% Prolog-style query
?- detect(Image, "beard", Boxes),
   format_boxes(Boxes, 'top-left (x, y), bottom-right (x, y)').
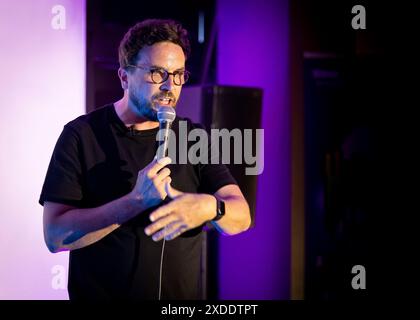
top-left (129, 90), bottom-right (177, 122)
top-left (129, 90), bottom-right (158, 121)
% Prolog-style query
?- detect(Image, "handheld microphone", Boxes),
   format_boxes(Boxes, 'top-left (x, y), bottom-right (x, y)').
top-left (156, 106), bottom-right (176, 160)
top-left (155, 106), bottom-right (176, 301)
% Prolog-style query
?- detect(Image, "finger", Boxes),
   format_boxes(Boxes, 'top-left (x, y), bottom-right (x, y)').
top-left (165, 181), bottom-right (184, 199)
top-left (149, 221), bottom-right (182, 242)
top-left (147, 157), bottom-right (172, 178)
top-left (157, 156), bottom-right (172, 166)
top-left (154, 167), bottom-right (171, 183)
top-left (164, 224), bottom-right (188, 241)
top-left (155, 177), bottom-right (172, 196)
top-left (159, 176), bottom-right (172, 186)
top-left (144, 213), bottom-right (178, 236)
top-left (149, 202), bottom-right (175, 222)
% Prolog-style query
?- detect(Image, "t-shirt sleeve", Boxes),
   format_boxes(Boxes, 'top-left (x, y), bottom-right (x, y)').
top-left (39, 125), bottom-right (84, 207)
top-left (198, 161), bottom-right (238, 194)
top-left (191, 122), bottom-right (238, 194)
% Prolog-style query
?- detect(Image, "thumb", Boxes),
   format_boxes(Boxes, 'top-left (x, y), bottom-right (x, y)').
top-left (165, 181), bottom-right (184, 199)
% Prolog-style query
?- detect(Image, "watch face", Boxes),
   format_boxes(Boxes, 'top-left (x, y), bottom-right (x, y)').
top-left (219, 200), bottom-right (225, 214)
top-left (213, 199), bottom-right (225, 221)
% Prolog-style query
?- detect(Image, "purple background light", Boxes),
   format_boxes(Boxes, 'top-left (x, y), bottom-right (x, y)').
top-left (217, 0), bottom-right (291, 299)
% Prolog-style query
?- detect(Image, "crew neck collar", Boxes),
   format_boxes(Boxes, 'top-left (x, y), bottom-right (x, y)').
top-left (108, 104), bottom-right (164, 137)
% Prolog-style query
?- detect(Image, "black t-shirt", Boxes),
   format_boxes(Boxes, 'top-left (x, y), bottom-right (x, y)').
top-left (39, 104), bottom-right (236, 300)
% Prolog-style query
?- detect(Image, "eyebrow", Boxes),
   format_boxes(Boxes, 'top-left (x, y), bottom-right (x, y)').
top-left (149, 65), bottom-right (186, 72)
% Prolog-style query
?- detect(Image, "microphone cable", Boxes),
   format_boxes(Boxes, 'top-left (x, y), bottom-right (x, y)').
top-left (158, 237), bottom-right (166, 300)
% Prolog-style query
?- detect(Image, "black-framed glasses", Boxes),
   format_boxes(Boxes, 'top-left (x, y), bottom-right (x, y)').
top-left (127, 64), bottom-right (190, 86)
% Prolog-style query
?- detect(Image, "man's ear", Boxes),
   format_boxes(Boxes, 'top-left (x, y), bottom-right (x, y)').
top-left (118, 67), bottom-right (128, 90)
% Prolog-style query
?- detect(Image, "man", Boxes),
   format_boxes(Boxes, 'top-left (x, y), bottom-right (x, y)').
top-left (39, 19), bottom-right (251, 300)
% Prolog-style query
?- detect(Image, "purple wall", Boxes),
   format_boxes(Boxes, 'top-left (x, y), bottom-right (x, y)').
top-left (217, 0), bottom-right (291, 299)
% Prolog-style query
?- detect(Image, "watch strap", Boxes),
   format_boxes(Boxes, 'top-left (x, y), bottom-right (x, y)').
top-left (212, 197), bottom-right (225, 221)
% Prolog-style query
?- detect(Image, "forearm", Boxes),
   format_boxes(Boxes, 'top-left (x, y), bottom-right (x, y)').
top-left (46, 193), bottom-right (144, 252)
top-left (211, 195), bottom-right (251, 235)
top-left (144, 184), bottom-right (252, 241)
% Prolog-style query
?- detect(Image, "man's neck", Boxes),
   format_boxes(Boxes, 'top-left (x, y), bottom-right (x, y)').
top-left (113, 97), bottom-right (159, 131)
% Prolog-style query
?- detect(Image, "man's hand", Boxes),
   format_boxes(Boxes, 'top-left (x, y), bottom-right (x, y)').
top-left (130, 157), bottom-right (172, 211)
top-left (144, 183), bottom-right (215, 241)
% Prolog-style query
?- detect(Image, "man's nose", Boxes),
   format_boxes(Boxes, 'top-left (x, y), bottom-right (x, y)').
top-left (159, 74), bottom-right (176, 91)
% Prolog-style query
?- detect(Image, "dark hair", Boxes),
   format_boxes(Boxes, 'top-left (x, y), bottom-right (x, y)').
top-left (118, 19), bottom-right (190, 69)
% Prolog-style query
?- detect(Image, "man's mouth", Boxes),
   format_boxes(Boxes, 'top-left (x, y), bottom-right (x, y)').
top-left (155, 97), bottom-right (175, 107)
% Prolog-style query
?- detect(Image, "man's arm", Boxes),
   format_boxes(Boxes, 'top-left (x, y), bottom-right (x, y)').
top-left (144, 184), bottom-right (251, 241)
top-left (44, 195), bottom-right (140, 252)
top-left (211, 184), bottom-right (251, 235)
top-left (43, 157), bottom-right (172, 253)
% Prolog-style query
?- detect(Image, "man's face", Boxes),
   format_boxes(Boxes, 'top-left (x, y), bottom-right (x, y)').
top-left (125, 41), bottom-right (186, 121)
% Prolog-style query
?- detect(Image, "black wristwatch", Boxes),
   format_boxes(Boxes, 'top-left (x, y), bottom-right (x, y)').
top-left (212, 197), bottom-right (225, 221)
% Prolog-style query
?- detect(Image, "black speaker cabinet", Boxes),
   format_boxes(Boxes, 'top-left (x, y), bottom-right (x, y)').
top-left (177, 85), bottom-right (263, 226)
top-left (177, 85), bottom-right (262, 299)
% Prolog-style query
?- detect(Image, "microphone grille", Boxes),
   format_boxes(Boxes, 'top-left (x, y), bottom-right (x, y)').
top-left (157, 106), bottom-right (176, 122)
